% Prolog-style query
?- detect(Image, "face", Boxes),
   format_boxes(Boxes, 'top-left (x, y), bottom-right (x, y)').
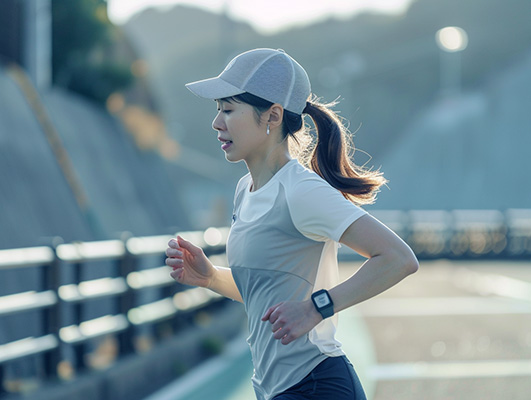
top-left (212, 99), bottom-right (267, 163)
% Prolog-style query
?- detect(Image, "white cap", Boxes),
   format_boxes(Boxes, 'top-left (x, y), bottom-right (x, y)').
top-left (185, 48), bottom-right (311, 114)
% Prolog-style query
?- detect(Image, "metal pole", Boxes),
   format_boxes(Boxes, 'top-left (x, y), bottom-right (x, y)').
top-left (43, 238), bottom-right (64, 379)
top-left (118, 232), bottom-right (136, 355)
top-left (23, 0), bottom-right (52, 90)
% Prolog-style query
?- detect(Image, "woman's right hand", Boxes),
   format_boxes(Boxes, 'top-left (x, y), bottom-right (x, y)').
top-left (165, 236), bottom-right (215, 288)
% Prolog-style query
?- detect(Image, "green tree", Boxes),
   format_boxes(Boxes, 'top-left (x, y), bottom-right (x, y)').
top-left (52, 0), bottom-right (133, 104)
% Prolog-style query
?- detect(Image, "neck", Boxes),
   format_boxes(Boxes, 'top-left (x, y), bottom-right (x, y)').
top-left (246, 145), bottom-right (291, 192)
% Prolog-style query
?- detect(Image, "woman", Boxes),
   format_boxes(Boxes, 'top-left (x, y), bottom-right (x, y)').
top-left (166, 48), bottom-right (418, 400)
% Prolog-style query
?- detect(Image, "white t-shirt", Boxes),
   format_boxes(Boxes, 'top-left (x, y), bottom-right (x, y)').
top-left (227, 159), bottom-right (366, 400)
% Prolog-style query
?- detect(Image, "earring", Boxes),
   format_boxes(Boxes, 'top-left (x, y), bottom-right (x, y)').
top-left (266, 124), bottom-right (270, 135)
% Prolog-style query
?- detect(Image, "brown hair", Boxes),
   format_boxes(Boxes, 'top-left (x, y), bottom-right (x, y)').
top-left (225, 93), bottom-right (387, 205)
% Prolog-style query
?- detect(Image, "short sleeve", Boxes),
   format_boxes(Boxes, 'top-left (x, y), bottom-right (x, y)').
top-left (285, 176), bottom-right (367, 242)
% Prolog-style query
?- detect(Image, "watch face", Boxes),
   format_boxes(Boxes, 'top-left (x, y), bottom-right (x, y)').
top-left (314, 293), bottom-right (331, 308)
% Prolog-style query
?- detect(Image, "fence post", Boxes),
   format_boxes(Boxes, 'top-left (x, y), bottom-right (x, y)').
top-left (43, 237), bottom-right (63, 379)
top-left (118, 232), bottom-right (136, 355)
top-left (71, 258), bottom-right (85, 371)
top-left (0, 364), bottom-right (4, 396)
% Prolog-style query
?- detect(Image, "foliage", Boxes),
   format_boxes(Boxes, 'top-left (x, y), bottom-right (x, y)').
top-left (200, 335), bottom-right (225, 356)
top-left (52, 0), bottom-right (133, 104)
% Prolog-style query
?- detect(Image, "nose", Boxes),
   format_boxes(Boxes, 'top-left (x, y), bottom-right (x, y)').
top-left (212, 112), bottom-right (225, 132)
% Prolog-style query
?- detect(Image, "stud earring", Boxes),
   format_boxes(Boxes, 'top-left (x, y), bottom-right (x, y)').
top-left (266, 124), bottom-right (270, 135)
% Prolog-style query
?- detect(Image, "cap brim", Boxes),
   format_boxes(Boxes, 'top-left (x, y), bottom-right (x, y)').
top-left (185, 77), bottom-right (244, 100)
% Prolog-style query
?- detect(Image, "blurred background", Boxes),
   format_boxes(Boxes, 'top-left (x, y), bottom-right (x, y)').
top-left (1, 0), bottom-right (530, 399)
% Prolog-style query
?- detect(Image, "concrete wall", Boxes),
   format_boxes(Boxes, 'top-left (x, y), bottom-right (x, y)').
top-left (0, 64), bottom-right (190, 250)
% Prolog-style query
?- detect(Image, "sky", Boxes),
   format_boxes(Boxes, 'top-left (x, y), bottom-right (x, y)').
top-left (107, 0), bottom-right (413, 34)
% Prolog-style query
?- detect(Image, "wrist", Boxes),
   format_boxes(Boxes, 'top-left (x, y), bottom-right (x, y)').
top-left (307, 299), bottom-right (323, 323)
top-left (206, 265), bottom-right (218, 290)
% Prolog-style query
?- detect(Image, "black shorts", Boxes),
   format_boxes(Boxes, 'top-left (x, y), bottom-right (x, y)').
top-left (272, 356), bottom-right (367, 400)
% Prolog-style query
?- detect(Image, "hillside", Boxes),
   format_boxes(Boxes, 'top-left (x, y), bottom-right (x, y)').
top-left (124, 0), bottom-right (531, 211)
top-left (376, 50), bottom-right (531, 210)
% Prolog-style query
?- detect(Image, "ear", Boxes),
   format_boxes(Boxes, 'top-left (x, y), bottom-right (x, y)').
top-left (267, 104), bottom-right (284, 130)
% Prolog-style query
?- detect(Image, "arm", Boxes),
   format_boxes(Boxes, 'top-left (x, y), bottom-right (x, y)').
top-left (166, 236), bottom-right (243, 302)
top-left (331, 213), bottom-right (419, 312)
top-left (262, 214), bottom-right (418, 344)
top-left (209, 265), bottom-right (243, 302)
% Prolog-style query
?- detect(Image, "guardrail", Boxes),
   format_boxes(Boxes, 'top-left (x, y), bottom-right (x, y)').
top-left (370, 208), bottom-right (531, 260)
top-left (1, 209), bottom-right (530, 395)
top-left (0, 228), bottom-right (230, 395)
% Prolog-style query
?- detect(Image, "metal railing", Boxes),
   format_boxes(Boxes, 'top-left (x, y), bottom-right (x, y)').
top-left (370, 208), bottom-right (531, 260)
top-left (1, 209), bottom-right (530, 394)
top-left (0, 228), bottom-right (230, 393)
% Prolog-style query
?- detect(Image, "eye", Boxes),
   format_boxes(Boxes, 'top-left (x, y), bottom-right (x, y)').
top-left (222, 109), bottom-right (232, 114)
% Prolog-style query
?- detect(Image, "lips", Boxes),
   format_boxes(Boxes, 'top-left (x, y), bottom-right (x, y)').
top-left (218, 137), bottom-right (233, 151)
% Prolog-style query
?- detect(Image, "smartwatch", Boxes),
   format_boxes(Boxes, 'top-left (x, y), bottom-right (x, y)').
top-left (311, 289), bottom-right (334, 319)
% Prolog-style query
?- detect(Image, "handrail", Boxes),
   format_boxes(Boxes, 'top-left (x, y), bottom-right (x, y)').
top-left (59, 315), bottom-right (130, 345)
top-left (58, 277), bottom-right (129, 303)
top-left (56, 240), bottom-right (125, 262)
top-left (0, 290), bottom-right (57, 317)
top-left (0, 228), bottom-right (230, 391)
top-left (366, 208), bottom-right (531, 259)
top-left (0, 246), bottom-right (55, 270)
top-left (0, 335), bottom-right (59, 364)
top-left (1, 213), bottom-right (530, 394)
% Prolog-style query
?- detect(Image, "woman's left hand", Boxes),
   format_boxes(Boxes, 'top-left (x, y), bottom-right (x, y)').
top-left (261, 300), bottom-right (323, 345)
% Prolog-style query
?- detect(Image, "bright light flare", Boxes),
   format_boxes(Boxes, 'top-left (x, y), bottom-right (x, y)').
top-left (436, 26), bottom-right (468, 52)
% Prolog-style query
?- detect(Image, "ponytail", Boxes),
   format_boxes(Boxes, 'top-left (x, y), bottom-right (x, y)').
top-left (301, 98), bottom-right (387, 205)
top-left (228, 92), bottom-right (386, 205)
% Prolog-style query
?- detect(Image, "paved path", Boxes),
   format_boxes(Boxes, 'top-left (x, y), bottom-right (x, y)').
top-left (148, 259), bottom-right (531, 399)
top-left (354, 259), bottom-right (531, 400)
